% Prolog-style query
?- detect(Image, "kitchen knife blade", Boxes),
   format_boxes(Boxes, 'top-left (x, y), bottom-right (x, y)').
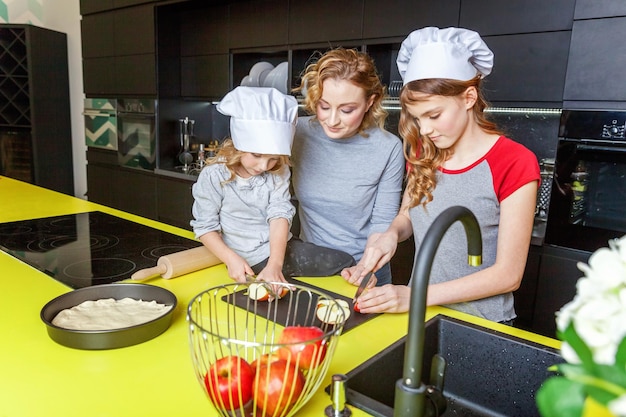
top-left (353, 271), bottom-right (374, 303)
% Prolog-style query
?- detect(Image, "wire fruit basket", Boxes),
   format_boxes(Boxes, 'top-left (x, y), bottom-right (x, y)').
top-left (188, 282), bottom-right (346, 417)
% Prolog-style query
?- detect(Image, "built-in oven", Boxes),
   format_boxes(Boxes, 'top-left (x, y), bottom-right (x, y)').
top-left (117, 98), bottom-right (157, 170)
top-left (544, 110), bottom-right (626, 252)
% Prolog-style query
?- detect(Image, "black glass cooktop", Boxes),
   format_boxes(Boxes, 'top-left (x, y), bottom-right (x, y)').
top-left (0, 211), bottom-right (201, 289)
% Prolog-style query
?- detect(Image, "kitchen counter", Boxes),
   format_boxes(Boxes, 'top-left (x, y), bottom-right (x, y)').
top-left (0, 176), bottom-right (560, 417)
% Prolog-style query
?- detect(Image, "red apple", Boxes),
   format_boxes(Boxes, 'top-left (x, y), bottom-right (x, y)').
top-left (277, 326), bottom-right (326, 370)
top-left (204, 355), bottom-right (255, 410)
top-left (251, 353), bottom-right (282, 372)
top-left (354, 302), bottom-right (361, 313)
top-left (253, 358), bottom-right (305, 417)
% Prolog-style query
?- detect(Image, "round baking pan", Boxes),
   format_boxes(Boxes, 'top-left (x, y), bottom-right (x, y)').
top-left (40, 283), bottom-right (177, 350)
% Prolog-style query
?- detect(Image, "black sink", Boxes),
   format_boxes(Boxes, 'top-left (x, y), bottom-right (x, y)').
top-left (341, 315), bottom-right (563, 417)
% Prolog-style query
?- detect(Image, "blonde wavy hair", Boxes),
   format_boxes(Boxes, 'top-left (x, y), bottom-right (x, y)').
top-left (400, 76), bottom-right (502, 208)
top-left (205, 139), bottom-right (290, 184)
top-left (295, 48), bottom-right (387, 135)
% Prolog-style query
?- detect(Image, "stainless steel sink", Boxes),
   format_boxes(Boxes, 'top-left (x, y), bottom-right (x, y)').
top-left (340, 315), bottom-right (563, 417)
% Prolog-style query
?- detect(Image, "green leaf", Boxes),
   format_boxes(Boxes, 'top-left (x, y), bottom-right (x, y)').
top-left (537, 377), bottom-right (586, 417)
top-left (562, 323), bottom-right (595, 372)
top-left (616, 337), bottom-right (626, 369)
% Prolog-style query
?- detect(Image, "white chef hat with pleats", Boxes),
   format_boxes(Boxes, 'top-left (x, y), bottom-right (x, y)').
top-left (397, 27), bottom-right (494, 85)
top-left (217, 86), bottom-right (298, 156)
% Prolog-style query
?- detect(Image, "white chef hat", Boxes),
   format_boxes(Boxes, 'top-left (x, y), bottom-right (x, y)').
top-left (217, 86), bottom-right (298, 156)
top-left (397, 27), bottom-right (494, 85)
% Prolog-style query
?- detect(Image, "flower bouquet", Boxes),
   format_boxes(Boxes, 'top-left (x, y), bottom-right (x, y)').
top-left (537, 235), bottom-right (626, 417)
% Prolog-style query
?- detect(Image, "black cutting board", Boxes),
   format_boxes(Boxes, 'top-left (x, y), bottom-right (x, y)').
top-left (221, 277), bottom-right (380, 333)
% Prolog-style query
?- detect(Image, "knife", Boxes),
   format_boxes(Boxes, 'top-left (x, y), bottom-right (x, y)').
top-left (353, 271), bottom-right (374, 303)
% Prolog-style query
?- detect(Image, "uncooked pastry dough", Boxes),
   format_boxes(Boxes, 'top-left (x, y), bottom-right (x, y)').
top-left (52, 297), bottom-right (172, 330)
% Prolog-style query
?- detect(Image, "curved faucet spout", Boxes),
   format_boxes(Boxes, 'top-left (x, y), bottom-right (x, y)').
top-left (394, 206), bottom-right (482, 417)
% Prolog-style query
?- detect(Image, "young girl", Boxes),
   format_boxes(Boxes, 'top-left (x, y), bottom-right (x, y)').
top-left (191, 86), bottom-right (354, 284)
top-left (347, 27), bottom-right (540, 324)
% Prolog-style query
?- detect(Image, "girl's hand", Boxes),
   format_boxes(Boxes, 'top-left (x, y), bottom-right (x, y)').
top-left (224, 254), bottom-right (254, 283)
top-left (341, 265), bottom-right (378, 288)
top-left (354, 284), bottom-right (411, 314)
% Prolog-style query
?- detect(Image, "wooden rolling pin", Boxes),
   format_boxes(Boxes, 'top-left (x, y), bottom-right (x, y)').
top-left (131, 246), bottom-right (222, 280)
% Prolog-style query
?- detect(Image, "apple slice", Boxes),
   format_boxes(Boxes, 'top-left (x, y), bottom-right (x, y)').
top-left (316, 299), bottom-right (351, 324)
top-left (247, 283), bottom-right (288, 301)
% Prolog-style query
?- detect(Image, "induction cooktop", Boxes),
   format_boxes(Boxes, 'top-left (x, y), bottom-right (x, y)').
top-left (0, 211), bottom-right (201, 289)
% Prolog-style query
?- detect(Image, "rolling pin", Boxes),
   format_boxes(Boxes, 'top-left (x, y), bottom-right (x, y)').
top-left (131, 246), bottom-right (222, 281)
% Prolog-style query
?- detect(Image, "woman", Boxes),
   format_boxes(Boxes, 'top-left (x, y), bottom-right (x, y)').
top-left (348, 27), bottom-right (540, 323)
top-left (291, 48), bottom-right (405, 286)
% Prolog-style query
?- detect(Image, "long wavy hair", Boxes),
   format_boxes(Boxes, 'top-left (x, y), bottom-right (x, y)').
top-left (295, 48), bottom-right (387, 135)
top-left (400, 76), bottom-right (502, 208)
top-left (205, 139), bottom-right (290, 184)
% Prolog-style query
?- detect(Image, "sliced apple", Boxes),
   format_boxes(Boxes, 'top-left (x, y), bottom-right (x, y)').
top-left (247, 282), bottom-right (289, 301)
top-left (316, 299), bottom-right (351, 324)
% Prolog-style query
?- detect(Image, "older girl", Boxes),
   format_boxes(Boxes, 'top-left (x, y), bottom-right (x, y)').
top-left (350, 27), bottom-right (540, 323)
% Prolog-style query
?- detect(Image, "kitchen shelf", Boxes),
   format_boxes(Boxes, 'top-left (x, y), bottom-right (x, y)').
top-left (0, 24), bottom-right (73, 195)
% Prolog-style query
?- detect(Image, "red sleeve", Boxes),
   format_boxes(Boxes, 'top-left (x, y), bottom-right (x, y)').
top-left (487, 137), bottom-right (541, 202)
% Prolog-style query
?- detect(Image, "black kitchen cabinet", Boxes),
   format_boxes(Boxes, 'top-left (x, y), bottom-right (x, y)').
top-left (181, 54), bottom-right (230, 99)
top-left (157, 176), bottom-right (194, 230)
top-left (563, 17), bottom-right (626, 103)
top-left (229, 0), bottom-right (289, 49)
top-left (86, 148), bottom-right (157, 220)
top-left (363, 0), bottom-right (459, 40)
top-left (180, 4), bottom-right (229, 55)
top-left (459, 0), bottom-right (575, 35)
top-left (0, 24), bottom-right (73, 195)
top-left (513, 245), bottom-right (542, 332)
top-left (81, 4), bottom-right (156, 96)
top-left (574, 0), bottom-right (626, 19)
top-left (482, 31), bottom-right (571, 106)
top-left (288, 0), bottom-right (363, 44)
top-left (531, 245), bottom-right (590, 338)
top-left (79, 0), bottom-right (115, 14)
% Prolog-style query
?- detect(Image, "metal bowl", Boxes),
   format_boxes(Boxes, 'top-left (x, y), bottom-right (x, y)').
top-left (40, 283), bottom-right (177, 350)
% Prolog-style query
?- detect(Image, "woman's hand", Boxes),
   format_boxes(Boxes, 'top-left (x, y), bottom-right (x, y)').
top-left (354, 284), bottom-right (411, 313)
top-left (341, 265), bottom-right (378, 287)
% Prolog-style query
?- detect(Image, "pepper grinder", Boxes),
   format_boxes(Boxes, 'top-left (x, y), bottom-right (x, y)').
top-left (325, 374), bottom-right (351, 417)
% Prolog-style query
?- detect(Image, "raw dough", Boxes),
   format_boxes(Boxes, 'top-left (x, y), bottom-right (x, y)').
top-left (52, 297), bottom-right (172, 330)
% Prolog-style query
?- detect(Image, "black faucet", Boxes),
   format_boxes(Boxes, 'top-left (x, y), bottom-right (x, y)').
top-left (393, 206), bottom-right (482, 417)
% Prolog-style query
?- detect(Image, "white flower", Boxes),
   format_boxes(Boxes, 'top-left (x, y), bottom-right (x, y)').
top-left (556, 236), bottom-right (626, 366)
top-left (609, 394), bottom-right (626, 417)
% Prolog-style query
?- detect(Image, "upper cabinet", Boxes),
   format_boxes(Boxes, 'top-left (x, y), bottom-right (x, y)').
top-left (363, 0), bottom-right (459, 39)
top-left (459, 0), bottom-right (575, 34)
top-left (288, 0), bottom-right (363, 44)
top-left (574, 0), bottom-right (626, 19)
top-left (79, 0), bottom-right (115, 14)
top-left (81, 3), bottom-right (156, 96)
top-left (563, 16), bottom-right (626, 103)
top-left (229, 0), bottom-right (289, 48)
top-left (482, 31), bottom-right (571, 105)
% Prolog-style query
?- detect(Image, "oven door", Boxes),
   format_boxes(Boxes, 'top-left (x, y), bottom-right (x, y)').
top-left (117, 110), bottom-right (156, 170)
top-left (545, 138), bottom-right (626, 252)
top-left (83, 98), bottom-right (117, 150)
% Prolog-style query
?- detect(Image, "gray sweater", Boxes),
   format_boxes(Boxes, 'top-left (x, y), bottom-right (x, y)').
top-left (291, 116), bottom-right (405, 265)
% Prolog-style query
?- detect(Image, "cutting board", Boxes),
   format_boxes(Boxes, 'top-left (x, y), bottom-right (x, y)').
top-left (222, 277), bottom-right (380, 333)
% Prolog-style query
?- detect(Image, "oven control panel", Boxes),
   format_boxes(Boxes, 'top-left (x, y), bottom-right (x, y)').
top-left (602, 119), bottom-right (626, 139)
top-left (560, 110), bottom-right (626, 141)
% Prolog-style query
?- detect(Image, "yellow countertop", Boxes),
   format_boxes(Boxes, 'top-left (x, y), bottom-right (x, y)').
top-left (0, 176), bottom-right (560, 417)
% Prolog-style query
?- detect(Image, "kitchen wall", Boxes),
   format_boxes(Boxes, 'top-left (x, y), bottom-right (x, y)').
top-left (2, 0), bottom-right (86, 199)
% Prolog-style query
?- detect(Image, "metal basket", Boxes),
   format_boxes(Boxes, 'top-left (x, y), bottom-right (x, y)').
top-left (188, 282), bottom-right (346, 417)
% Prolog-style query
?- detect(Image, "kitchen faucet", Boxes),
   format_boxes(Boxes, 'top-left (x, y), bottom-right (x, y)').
top-left (394, 206), bottom-right (482, 417)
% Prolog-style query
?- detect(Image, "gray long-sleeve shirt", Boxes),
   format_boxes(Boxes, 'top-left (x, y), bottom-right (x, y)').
top-left (291, 116), bottom-right (405, 262)
top-left (190, 163), bottom-right (295, 266)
